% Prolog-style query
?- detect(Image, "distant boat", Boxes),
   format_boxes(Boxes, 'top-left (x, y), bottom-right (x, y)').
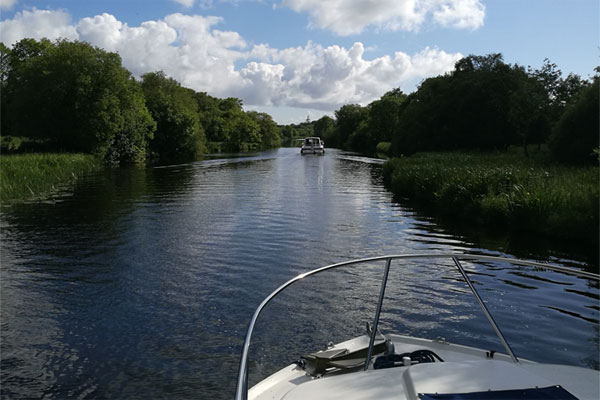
top-left (236, 254), bottom-right (600, 400)
top-left (300, 137), bottom-right (325, 155)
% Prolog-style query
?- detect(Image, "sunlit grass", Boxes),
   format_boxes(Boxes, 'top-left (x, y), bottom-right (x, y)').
top-left (0, 153), bottom-right (102, 204)
top-left (383, 152), bottom-right (599, 244)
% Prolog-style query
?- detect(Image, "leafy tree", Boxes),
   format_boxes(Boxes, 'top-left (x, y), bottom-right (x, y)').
top-left (391, 76), bottom-right (455, 155)
top-left (346, 119), bottom-right (371, 153)
top-left (530, 59), bottom-right (586, 126)
top-left (0, 43), bottom-right (11, 138)
top-left (334, 104), bottom-right (368, 149)
top-left (141, 71), bottom-right (206, 162)
top-left (313, 115), bottom-right (335, 144)
top-left (390, 53), bottom-right (525, 156)
top-left (281, 125), bottom-right (297, 141)
top-left (508, 67), bottom-right (549, 156)
top-left (4, 38), bottom-right (155, 164)
top-left (230, 112), bottom-right (260, 151)
top-left (365, 88), bottom-right (407, 154)
top-left (247, 111), bottom-right (281, 149)
top-left (195, 91), bottom-right (223, 143)
top-left (549, 77), bottom-right (599, 165)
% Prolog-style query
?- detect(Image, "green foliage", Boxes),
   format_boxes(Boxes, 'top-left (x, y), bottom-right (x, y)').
top-left (392, 54), bottom-right (522, 156)
top-left (3, 38), bottom-right (155, 165)
top-left (376, 142), bottom-right (392, 157)
top-left (383, 152), bottom-right (598, 245)
top-left (247, 111), bottom-right (281, 149)
top-left (197, 94), bottom-right (277, 151)
top-left (367, 89), bottom-right (407, 144)
top-left (334, 104), bottom-right (369, 149)
top-left (2, 38), bottom-right (281, 166)
top-left (313, 115), bottom-right (335, 143)
top-left (530, 59), bottom-right (587, 125)
top-left (508, 66), bottom-right (549, 156)
top-left (0, 153), bottom-right (102, 203)
top-left (549, 78), bottom-right (599, 165)
top-left (141, 71), bottom-right (205, 162)
top-left (279, 120), bottom-right (314, 146)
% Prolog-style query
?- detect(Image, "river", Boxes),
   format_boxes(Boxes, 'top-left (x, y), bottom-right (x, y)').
top-left (1, 148), bottom-right (598, 399)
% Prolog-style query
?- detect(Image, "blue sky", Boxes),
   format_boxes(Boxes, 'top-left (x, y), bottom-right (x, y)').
top-left (1, 0), bottom-right (597, 123)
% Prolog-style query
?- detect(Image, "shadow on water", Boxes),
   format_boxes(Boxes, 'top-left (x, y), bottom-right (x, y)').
top-left (390, 194), bottom-right (599, 273)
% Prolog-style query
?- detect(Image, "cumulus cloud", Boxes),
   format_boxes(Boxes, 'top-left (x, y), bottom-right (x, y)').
top-left (0, 8), bottom-right (77, 45)
top-left (281, 0), bottom-right (485, 35)
top-left (0, 9), bottom-right (462, 113)
top-left (0, 0), bottom-right (17, 10)
top-left (239, 41), bottom-right (461, 110)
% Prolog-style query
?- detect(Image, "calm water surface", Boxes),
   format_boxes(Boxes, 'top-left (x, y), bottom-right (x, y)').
top-left (1, 148), bottom-right (598, 399)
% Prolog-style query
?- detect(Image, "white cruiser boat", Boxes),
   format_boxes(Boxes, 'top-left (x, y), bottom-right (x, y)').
top-left (236, 254), bottom-right (600, 400)
top-left (300, 137), bottom-right (325, 155)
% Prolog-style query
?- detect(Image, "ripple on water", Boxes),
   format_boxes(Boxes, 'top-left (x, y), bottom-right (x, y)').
top-left (1, 148), bottom-right (598, 399)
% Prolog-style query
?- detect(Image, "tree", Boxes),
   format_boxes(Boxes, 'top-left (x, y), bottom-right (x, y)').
top-left (247, 111), bottom-right (281, 149)
top-left (230, 112), bottom-right (260, 151)
top-left (334, 104), bottom-right (368, 149)
top-left (549, 77), bottom-right (599, 165)
top-left (141, 71), bottom-right (206, 162)
top-left (4, 38), bottom-right (155, 164)
top-left (390, 53), bottom-right (525, 156)
top-left (508, 67), bottom-right (548, 156)
top-left (313, 115), bottom-right (335, 144)
top-left (367, 88), bottom-right (407, 152)
top-left (0, 43), bottom-right (11, 138)
top-left (530, 59), bottom-right (586, 127)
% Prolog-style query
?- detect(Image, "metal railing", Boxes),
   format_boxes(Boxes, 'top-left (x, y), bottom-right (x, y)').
top-left (235, 253), bottom-right (599, 400)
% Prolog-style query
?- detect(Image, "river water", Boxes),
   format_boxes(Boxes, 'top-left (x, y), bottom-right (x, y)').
top-left (1, 148), bottom-right (598, 399)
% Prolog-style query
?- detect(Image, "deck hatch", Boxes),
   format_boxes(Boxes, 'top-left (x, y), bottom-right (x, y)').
top-left (419, 385), bottom-right (578, 400)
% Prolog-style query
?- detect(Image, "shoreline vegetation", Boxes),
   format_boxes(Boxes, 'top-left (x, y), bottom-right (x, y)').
top-left (0, 153), bottom-right (102, 204)
top-left (382, 151), bottom-right (599, 250)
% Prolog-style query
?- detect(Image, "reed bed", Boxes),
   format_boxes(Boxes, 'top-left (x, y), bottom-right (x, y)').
top-left (383, 152), bottom-right (599, 244)
top-left (0, 153), bottom-right (102, 203)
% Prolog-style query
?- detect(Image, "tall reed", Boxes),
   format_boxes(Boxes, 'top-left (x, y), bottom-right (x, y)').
top-left (0, 153), bottom-right (102, 203)
top-left (383, 152), bottom-right (599, 244)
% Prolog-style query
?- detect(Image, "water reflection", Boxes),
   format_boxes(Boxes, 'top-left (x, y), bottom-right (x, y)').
top-left (1, 148), bottom-right (598, 399)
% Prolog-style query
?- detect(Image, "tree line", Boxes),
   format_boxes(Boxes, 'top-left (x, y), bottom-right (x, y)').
top-left (311, 54), bottom-right (598, 165)
top-left (1, 38), bottom-right (281, 165)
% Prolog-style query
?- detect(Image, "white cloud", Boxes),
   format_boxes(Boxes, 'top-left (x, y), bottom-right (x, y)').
top-left (0, 8), bottom-right (77, 46)
top-left (171, 0), bottom-right (196, 7)
top-left (0, 0), bottom-right (17, 10)
top-left (76, 12), bottom-right (248, 95)
top-left (243, 41), bottom-right (461, 110)
top-left (281, 0), bottom-right (485, 35)
top-left (0, 9), bottom-right (462, 116)
top-left (432, 0), bottom-right (485, 29)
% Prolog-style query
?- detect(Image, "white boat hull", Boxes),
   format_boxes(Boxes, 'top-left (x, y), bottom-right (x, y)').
top-left (249, 334), bottom-right (599, 400)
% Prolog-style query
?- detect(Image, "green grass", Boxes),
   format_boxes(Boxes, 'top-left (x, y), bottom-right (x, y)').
top-left (0, 153), bottom-right (103, 204)
top-left (383, 151), bottom-right (599, 245)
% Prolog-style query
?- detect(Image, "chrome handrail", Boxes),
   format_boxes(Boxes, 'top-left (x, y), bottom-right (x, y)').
top-left (235, 253), bottom-right (599, 400)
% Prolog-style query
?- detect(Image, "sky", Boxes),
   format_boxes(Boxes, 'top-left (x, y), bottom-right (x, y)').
top-left (0, 0), bottom-right (598, 124)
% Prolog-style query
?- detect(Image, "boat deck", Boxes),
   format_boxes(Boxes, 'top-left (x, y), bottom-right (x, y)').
top-left (249, 335), bottom-right (599, 400)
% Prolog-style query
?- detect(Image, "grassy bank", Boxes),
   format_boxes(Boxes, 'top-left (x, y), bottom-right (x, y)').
top-left (383, 152), bottom-right (599, 246)
top-left (0, 153), bottom-right (103, 204)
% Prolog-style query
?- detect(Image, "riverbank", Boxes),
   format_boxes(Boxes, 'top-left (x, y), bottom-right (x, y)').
top-left (0, 153), bottom-right (103, 204)
top-left (382, 152), bottom-right (599, 248)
